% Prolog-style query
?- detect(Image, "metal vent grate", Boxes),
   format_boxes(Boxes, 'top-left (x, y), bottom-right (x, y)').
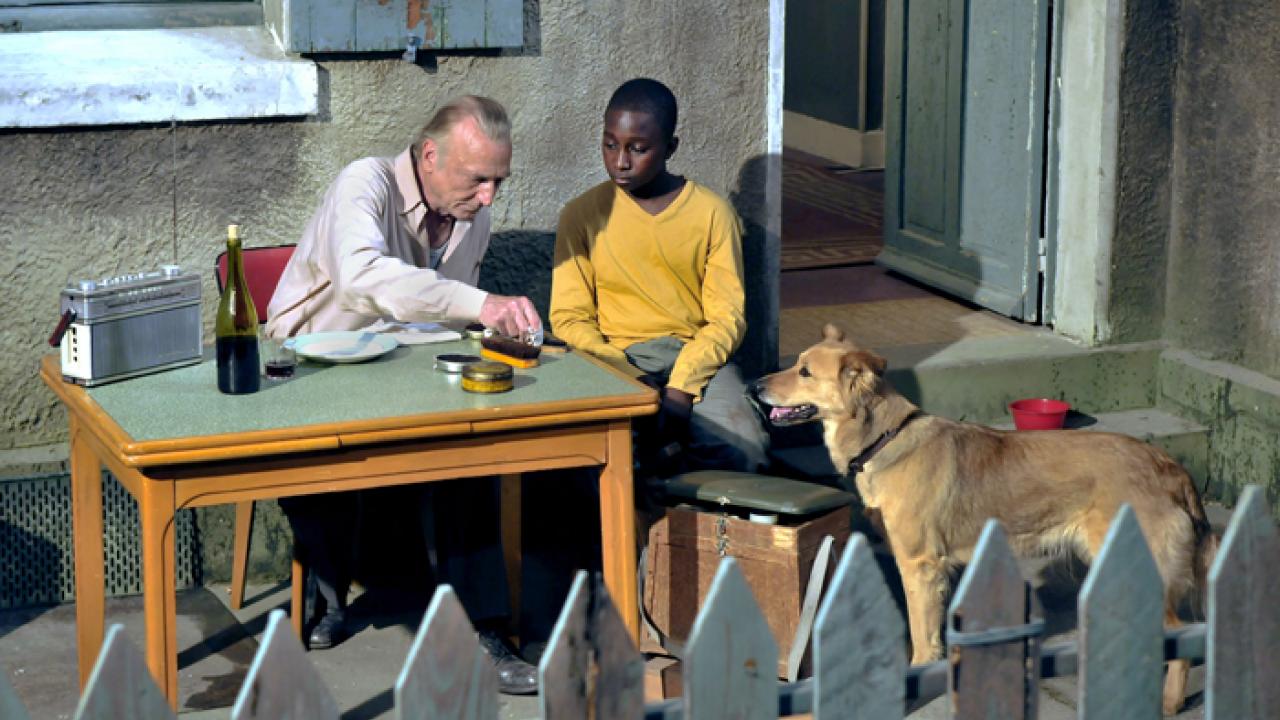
top-left (0, 473), bottom-right (200, 609)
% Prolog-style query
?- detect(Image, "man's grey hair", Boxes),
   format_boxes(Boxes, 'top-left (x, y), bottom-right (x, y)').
top-left (414, 95), bottom-right (511, 161)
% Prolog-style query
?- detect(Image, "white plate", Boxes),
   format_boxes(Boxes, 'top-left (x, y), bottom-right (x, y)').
top-left (292, 331), bottom-right (399, 364)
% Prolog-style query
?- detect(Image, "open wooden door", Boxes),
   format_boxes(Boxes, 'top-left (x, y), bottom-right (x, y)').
top-left (880, 0), bottom-right (1050, 321)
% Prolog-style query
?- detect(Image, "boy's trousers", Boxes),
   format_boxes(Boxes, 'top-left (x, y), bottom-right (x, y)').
top-left (623, 336), bottom-right (770, 473)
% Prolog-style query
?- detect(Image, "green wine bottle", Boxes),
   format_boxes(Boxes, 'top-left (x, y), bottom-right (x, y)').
top-left (216, 224), bottom-right (261, 394)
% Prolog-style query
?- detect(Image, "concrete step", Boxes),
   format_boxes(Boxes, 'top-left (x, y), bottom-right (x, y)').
top-left (992, 407), bottom-right (1210, 488)
top-left (877, 333), bottom-right (1164, 426)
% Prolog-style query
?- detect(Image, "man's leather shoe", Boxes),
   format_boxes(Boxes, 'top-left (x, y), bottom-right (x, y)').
top-left (308, 612), bottom-right (348, 650)
top-left (521, 640), bottom-right (549, 667)
top-left (477, 628), bottom-right (538, 695)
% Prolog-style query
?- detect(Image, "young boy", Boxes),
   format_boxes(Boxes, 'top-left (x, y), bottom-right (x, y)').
top-left (550, 78), bottom-right (769, 474)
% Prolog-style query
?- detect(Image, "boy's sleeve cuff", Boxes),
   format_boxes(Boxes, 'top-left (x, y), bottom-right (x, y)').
top-left (668, 376), bottom-right (708, 402)
top-left (588, 344), bottom-right (632, 366)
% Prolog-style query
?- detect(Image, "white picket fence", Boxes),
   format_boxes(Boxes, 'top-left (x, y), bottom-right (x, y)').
top-left (4, 484), bottom-right (1278, 719)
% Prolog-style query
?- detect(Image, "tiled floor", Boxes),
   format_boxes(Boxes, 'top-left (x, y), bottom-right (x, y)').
top-left (778, 264), bottom-right (1032, 361)
top-left (781, 148), bottom-right (883, 270)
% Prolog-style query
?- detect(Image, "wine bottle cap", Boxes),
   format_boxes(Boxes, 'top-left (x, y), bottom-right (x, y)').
top-left (227, 224), bottom-right (241, 240)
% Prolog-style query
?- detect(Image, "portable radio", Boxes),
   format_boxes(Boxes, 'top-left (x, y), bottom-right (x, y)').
top-left (54, 265), bottom-right (203, 386)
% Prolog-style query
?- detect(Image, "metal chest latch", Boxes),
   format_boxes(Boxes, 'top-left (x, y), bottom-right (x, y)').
top-left (715, 514), bottom-right (730, 556)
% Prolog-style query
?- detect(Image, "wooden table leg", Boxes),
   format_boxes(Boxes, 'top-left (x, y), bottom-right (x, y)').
top-left (290, 557), bottom-right (304, 639)
top-left (598, 420), bottom-right (639, 642)
top-left (229, 500), bottom-right (254, 610)
top-left (69, 417), bottom-right (105, 689)
top-left (499, 473), bottom-right (521, 635)
top-left (140, 476), bottom-right (179, 708)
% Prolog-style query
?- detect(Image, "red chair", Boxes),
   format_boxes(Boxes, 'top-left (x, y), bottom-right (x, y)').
top-left (214, 244), bottom-right (296, 323)
top-left (214, 245), bottom-right (299, 616)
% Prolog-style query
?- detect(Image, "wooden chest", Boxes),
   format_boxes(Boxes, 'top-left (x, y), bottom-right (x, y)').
top-left (641, 505), bottom-right (851, 678)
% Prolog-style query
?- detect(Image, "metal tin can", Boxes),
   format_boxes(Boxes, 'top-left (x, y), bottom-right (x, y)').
top-left (461, 361), bottom-right (514, 393)
top-left (434, 353), bottom-right (481, 373)
top-left (463, 323), bottom-right (487, 341)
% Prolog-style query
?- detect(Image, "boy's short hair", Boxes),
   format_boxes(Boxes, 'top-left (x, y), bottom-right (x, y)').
top-left (414, 95), bottom-right (511, 161)
top-left (606, 78), bottom-right (678, 141)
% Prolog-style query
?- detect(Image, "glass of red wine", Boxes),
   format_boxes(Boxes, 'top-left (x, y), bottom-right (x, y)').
top-left (260, 328), bottom-right (297, 381)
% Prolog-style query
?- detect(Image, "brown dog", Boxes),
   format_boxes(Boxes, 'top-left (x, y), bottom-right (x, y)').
top-left (753, 325), bottom-right (1217, 714)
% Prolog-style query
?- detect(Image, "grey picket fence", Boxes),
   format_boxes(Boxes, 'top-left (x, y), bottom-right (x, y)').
top-left (5, 484), bottom-right (1278, 719)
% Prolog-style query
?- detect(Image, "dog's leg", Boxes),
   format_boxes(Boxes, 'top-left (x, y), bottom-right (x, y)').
top-left (897, 554), bottom-right (949, 664)
top-left (863, 507), bottom-right (888, 545)
top-left (1161, 601), bottom-right (1188, 715)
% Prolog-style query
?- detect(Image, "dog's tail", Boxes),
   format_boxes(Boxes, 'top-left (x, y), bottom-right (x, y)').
top-left (1183, 480), bottom-right (1219, 616)
top-left (1193, 531), bottom-right (1219, 609)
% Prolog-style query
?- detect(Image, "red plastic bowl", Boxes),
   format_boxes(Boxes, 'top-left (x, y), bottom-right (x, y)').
top-left (1008, 398), bottom-right (1071, 431)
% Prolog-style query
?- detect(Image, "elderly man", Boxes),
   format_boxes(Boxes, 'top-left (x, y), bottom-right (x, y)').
top-left (268, 96), bottom-right (539, 338)
top-left (267, 96), bottom-right (539, 694)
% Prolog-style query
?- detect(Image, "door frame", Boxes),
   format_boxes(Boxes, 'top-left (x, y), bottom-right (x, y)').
top-left (1049, 0), bottom-right (1125, 345)
top-left (767, 0), bottom-right (1122, 345)
top-left (872, 0), bottom-right (1122, 343)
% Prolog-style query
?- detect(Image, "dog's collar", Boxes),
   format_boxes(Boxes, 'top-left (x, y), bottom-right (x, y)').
top-left (848, 410), bottom-right (922, 476)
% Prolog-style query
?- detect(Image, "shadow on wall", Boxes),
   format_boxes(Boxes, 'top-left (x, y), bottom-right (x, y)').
top-left (478, 230), bottom-right (556, 322)
top-left (729, 153), bottom-right (780, 380)
top-left (0, 516), bottom-right (63, 616)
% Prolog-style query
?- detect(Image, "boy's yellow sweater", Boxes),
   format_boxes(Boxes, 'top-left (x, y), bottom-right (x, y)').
top-left (550, 179), bottom-right (746, 398)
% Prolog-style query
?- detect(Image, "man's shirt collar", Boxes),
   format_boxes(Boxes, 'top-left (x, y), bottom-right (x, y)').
top-left (394, 147), bottom-right (429, 231)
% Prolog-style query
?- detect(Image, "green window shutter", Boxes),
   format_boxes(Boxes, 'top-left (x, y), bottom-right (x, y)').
top-left (0, 0), bottom-right (259, 33)
top-left (265, 0), bottom-right (522, 53)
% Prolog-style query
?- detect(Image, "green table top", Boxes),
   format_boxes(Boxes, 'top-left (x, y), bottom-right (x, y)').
top-left (85, 341), bottom-right (647, 443)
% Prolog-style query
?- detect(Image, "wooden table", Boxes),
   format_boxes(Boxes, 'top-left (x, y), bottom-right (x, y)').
top-left (39, 342), bottom-right (656, 707)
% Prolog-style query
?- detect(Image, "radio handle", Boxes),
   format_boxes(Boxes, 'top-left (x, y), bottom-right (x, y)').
top-left (48, 309), bottom-right (76, 347)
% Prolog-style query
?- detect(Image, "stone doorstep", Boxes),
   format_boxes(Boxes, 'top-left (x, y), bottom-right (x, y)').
top-left (825, 334), bottom-right (1160, 431)
top-left (991, 407), bottom-right (1211, 491)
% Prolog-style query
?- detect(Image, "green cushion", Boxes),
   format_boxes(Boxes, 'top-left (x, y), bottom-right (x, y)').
top-left (659, 470), bottom-right (855, 516)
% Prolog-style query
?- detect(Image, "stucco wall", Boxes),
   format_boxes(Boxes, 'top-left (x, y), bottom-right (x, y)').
top-left (0, 0), bottom-right (776, 456)
top-left (1105, 0), bottom-right (1175, 343)
top-left (1167, 0), bottom-right (1280, 378)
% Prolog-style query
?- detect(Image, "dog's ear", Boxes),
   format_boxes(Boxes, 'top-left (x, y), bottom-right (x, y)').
top-left (862, 350), bottom-right (887, 376)
top-left (841, 350), bottom-right (883, 403)
top-left (842, 350), bottom-right (887, 378)
top-left (822, 323), bottom-right (846, 342)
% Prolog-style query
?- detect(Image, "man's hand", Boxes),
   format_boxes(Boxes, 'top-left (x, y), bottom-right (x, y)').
top-left (478, 294), bottom-right (542, 338)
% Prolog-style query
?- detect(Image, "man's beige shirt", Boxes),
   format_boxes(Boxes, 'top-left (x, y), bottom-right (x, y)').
top-left (266, 148), bottom-right (490, 338)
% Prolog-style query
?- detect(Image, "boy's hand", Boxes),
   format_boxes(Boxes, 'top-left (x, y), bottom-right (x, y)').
top-left (661, 387), bottom-right (694, 420)
top-left (633, 384), bottom-right (694, 479)
top-left (658, 387), bottom-right (694, 447)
